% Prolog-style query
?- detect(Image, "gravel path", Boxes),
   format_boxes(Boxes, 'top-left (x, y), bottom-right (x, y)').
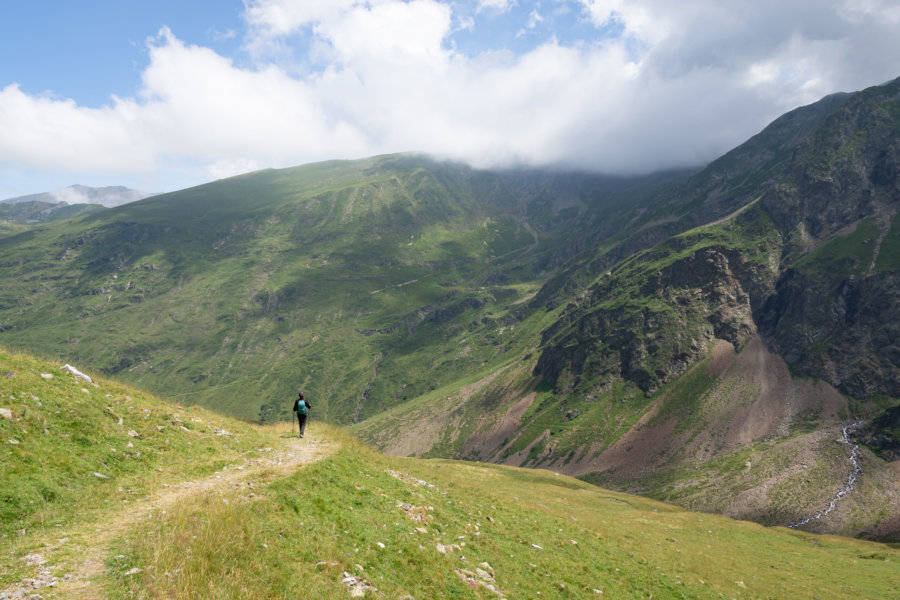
top-left (1, 432), bottom-right (335, 600)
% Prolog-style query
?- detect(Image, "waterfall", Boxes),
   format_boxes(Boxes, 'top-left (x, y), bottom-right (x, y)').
top-left (787, 421), bottom-right (863, 529)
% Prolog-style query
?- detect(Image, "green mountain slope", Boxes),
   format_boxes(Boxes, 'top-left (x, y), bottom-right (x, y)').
top-left (2, 347), bottom-right (898, 599)
top-left (1, 77), bottom-right (899, 541)
top-left (0, 199), bottom-right (105, 226)
top-left (355, 78), bottom-right (900, 538)
top-left (0, 346), bottom-right (267, 540)
top-left (0, 154), bottom-right (668, 423)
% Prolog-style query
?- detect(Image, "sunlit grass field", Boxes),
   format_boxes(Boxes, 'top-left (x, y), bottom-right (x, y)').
top-left (111, 434), bottom-right (900, 599)
top-left (2, 346), bottom-right (898, 599)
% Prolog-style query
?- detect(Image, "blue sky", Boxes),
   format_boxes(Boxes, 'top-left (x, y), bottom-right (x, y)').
top-left (2, 1), bottom-right (244, 107)
top-left (2, 0), bottom-right (900, 199)
top-left (3, 1), bottom-right (606, 109)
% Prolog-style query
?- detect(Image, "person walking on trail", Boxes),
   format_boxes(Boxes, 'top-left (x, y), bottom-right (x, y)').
top-left (293, 392), bottom-right (310, 438)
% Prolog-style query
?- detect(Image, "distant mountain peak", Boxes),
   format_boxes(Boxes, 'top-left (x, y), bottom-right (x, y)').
top-left (1, 184), bottom-right (153, 208)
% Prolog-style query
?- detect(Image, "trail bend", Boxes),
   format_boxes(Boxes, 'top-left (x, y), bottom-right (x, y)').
top-left (2, 428), bottom-right (336, 600)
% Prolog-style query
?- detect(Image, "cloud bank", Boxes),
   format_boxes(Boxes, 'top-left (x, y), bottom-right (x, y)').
top-left (2, 0), bottom-right (900, 191)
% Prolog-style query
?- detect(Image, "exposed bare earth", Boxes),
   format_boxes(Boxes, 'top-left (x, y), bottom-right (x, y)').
top-left (561, 336), bottom-right (847, 479)
top-left (461, 364), bottom-right (538, 462)
top-left (1, 429), bottom-right (335, 600)
top-left (358, 335), bottom-right (900, 538)
top-left (538, 335), bottom-right (900, 538)
top-left (372, 365), bottom-right (513, 457)
top-left (405, 335), bottom-right (900, 538)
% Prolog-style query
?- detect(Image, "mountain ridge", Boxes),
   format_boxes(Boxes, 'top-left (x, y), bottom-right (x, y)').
top-left (0, 154), bottom-right (665, 423)
top-left (1, 184), bottom-right (151, 208)
top-left (354, 78), bottom-right (900, 538)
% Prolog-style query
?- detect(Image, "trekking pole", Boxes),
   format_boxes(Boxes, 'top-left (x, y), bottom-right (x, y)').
top-left (291, 413), bottom-right (295, 435)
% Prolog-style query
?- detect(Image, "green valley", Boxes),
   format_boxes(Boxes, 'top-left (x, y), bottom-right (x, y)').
top-left (2, 78), bottom-right (900, 542)
top-left (1, 154), bottom-right (660, 423)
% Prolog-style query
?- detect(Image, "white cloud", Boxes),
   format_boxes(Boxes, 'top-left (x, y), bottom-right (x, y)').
top-left (838, 0), bottom-right (900, 24)
top-left (526, 8), bottom-right (544, 28)
top-left (0, 83), bottom-right (156, 173)
top-left (317, 1), bottom-right (453, 68)
top-left (515, 6), bottom-right (546, 40)
top-left (3, 0), bottom-right (900, 193)
top-left (207, 158), bottom-right (265, 180)
top-left (49, 187), bottom-right (91, 205)
top-left (577, 0), bottom-right (670, 45)
top-left (477, 0), bottom-right (514, 13)
top-left (243, 0), bottom-right (362, 36)
top-left (137, 27), bottom-right (366, 159)
top-left (210, 28), bottom-right (238, 42)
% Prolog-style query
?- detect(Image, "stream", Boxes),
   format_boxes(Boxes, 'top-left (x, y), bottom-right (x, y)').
top-left (788, 421), bottom-right (863, 529)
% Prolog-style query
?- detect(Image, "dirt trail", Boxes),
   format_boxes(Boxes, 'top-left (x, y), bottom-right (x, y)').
top-left (2, 431), bottom-right (336, 600)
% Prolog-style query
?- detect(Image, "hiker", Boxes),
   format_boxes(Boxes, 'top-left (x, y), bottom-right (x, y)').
top-left (293, 392), bottom-right (310, 438)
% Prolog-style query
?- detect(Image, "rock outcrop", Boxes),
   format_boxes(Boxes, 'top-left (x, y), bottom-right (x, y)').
top-left (536, 76), bottom-right (900, 401)
top-left (855, 406), bottom-right (900, 461)
top-left (535, 204), bottom-right (781, 396)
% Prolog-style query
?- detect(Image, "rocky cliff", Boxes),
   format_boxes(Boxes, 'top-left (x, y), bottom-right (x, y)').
top-left (857, 405), bottom-right (900, 461)
top-left (535, 204), bottom-right (781, 396)
top-left (535, 77), bottom-right (900, 402)
top-left (759, 80), bottom-right (900, 397)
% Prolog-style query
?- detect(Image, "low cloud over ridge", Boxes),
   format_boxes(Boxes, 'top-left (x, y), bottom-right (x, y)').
top-left (2, 0), bottom-right (900, 193)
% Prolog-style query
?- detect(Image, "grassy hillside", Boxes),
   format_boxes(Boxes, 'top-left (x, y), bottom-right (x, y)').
top-left (355, 202), bottom-right (900, 539)
top-left (352, 80), bottom-right (900, 539)
top-left (0, 200), bottom-right (106, 224)
top-left (1, 79), bottom-right (899, 546)
top-left (2, 348), bottom-right (898, 600)
top-left (0, 346), bottom-right (268, 540)
top-left (111, 442), bottom-right (900, 600)
top-left (0, 155), bottom-right (663, 425)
